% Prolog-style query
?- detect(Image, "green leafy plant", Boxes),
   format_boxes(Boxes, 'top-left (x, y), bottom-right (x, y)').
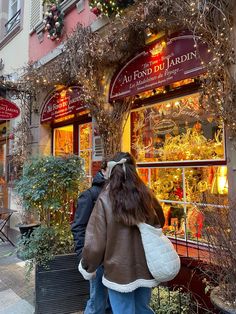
top-left (151, 286), bottom-right (191, 314)
top-left (15, 155), bottom-right (86, 274)
top-left (15, 155), bottom-right (86, 227)
top-left (17, 223), bottom-right (74, 278)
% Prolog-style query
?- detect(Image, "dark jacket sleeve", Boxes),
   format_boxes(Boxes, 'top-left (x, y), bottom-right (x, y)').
top-left (81, 198), bottom-right (107, 273)
top-left (71, 190), bottom-right (94, 259)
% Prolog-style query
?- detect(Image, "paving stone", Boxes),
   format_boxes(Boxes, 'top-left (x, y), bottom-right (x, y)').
top-left (0, 289), bottom-right (21, 308)
top-left (0, 242), bottom-right (83, 313)
top-left (0, 296), bottom-right (34, 314)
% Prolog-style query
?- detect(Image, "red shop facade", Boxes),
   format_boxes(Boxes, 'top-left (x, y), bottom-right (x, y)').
top-left (40, 86), bottom-right (103, 182)
top-left (110, 30), bottom-right (228, 255)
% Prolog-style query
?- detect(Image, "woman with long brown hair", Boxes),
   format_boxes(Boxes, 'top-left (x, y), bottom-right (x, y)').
top-left (79, 152), bottom-right (165, 314)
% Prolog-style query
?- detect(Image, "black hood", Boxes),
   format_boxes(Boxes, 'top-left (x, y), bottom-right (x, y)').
top-left (92, 171), bottom-right (106, 187)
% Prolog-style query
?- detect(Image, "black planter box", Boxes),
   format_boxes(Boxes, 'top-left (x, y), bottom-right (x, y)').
top-left (35, 253), bottom-right (89, 314)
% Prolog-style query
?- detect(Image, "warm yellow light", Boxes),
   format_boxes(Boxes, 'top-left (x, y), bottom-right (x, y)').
top-left (217, 166), bottom-right (228, 195)
top-left (60, 89), bottom-right (67, 98)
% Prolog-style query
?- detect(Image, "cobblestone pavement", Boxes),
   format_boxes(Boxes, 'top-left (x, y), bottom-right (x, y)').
top-left (0, 241), bottom-right (34, 313)
top-left (0, 241), bottom-right (83, 314)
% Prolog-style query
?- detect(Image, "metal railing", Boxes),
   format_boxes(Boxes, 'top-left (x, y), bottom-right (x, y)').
top-left (151, 285), bottom-right (215, 313)
top-left (5, 9), bottom-right (21, 34)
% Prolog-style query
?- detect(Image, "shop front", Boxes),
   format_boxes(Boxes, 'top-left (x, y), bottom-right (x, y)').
top-left (0, 97), bottom-right (21, 208)
top-left (40, 86), bottom-right (100, 182)
top-left (110, 30), bottom-right (228, 251)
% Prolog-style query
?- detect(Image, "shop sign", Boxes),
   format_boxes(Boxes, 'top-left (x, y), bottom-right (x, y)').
top-left (0, 97), bottom-right (20, 120)
top-left (40, 86), bottom-right (85, 123)
top-left (109, 31), bottom-right (211, 101)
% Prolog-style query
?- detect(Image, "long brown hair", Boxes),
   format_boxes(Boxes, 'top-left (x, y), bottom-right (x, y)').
top-left (108, 152), bottom-right (165, 227)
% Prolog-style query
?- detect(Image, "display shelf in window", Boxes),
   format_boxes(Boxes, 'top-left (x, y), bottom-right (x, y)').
top-left (131, 93), bottom-right (225, 164)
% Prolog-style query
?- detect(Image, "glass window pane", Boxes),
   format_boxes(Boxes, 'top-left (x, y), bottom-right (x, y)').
top-left (131, 93), bottom-right (224, 163)
top-left (53, 125), bottom-right (73, 156)
top-left (79, 123), bottom-right (92, 181)
top-left (79, 123), bottom-right (92, 151)
top-left (80, 150), bottom-right (92, 176)
top-left (150, 168), bottom-right (183, 202)
top-left (161, 202), bottom-right (186, 239)
top-left (186, 205), bottom-right (207, 243)
top-left (185, 166), bottom-right (228, 205)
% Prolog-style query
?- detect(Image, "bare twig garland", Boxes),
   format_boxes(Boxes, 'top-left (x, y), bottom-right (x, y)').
top-left (200, 203), bottom-right (236, 306)
top-left (0, 0), bottom-right (235, 158)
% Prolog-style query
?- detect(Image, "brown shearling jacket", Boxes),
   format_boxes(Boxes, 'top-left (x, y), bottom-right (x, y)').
top-left (79, 188), bottom-right (165, 293)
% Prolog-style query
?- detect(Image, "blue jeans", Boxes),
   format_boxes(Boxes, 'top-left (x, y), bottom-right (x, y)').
top-left (108, 287), bottom-right (154, 314)
top-left (84, 266), bottom-right (112, 314)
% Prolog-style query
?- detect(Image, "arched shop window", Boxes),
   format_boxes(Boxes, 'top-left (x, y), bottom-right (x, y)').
top-left (53, 122), bottom-right (93, 180)
top-left (124, 92), bottom-right (227, 244)
top-left (41, 86), bottom-right (93, 182)
top-left (110, 30), bottom-right (228, 245)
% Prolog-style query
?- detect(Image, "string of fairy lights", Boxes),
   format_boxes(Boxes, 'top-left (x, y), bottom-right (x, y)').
top-left (0, 0), bottom-right (235, 159)
top-left (89, 0), bottom-right (134, 17)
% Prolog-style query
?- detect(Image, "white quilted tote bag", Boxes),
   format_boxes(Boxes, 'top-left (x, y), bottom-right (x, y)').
top-left (138, 223), bottom-right (181, 282)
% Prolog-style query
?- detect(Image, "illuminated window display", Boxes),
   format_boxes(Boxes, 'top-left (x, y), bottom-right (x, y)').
top-left (131, 93), bottom-right (224, 163)
top-left (138, 166), bottom-right (228, 242)
top-left (53, 122), bottom-right (92, 180)
top-left (54, 125), bottom-right (73, 156)
top-left (131, 93), bottom-right (227, 243)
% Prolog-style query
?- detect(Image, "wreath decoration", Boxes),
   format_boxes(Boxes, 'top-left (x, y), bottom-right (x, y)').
top-left (44, 4), bottom-right (64, 41)
top-left (89, 0), bottom-right (134, 17)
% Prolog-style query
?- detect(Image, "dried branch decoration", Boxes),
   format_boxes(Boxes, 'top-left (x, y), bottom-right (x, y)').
top-left (1, 0), bottom-right (235, 158)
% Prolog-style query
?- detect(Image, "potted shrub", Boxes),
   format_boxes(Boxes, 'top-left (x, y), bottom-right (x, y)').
top-left (15, 155), bottom-right (89, 314)
top-left (203, 206), bottom-right (236, 314)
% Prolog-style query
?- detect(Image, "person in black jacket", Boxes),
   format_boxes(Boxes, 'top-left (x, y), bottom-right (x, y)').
top-left (71, 160), bottom-right (112, 314)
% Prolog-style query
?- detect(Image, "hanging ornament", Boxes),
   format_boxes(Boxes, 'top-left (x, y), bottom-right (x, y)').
top-left (44, 3), bottom-right (64, 41)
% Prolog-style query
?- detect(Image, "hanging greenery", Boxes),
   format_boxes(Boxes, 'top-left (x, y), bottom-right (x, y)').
top-left (89, 0), bottom-right (135, 17)
top-left (43, 3), bottom-right (64, 41)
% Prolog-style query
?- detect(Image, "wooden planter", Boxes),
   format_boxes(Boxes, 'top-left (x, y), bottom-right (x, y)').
top-left (35, 253), bottom-right (89, 314)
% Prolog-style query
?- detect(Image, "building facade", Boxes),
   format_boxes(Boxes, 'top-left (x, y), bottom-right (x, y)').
top-left (0, 0), bottom-right (31, 230)
top-left (28, 1), bottom-right (236, 251)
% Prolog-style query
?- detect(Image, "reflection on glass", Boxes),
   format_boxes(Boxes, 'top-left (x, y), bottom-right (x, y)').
top-left (54, 125), bottom-right (73, 156)
top-left (150, 168), bottom-right (183, 201)
top-left (161, 202), bottom-right (185, 239)
top-left (131, 93), bottom-right (224, 163)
